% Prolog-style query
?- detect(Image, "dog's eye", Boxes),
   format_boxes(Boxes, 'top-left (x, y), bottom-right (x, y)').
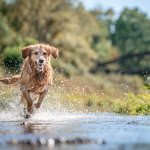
top-left (43, 52), bottom-right (47, 55)
top-left (34, 52), bottom-right (38, 55)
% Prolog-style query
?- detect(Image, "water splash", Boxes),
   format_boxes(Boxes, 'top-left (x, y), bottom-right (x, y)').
top-left (0, 84), bottom-right (88, 122)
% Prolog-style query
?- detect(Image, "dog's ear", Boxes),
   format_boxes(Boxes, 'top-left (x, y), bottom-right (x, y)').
top-left (45, 45), bottom-right (59, 59)
top-left (21, 46), bottom-right (32, 59)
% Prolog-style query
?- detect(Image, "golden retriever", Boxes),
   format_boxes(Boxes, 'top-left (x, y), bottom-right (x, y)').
top-left (0, 44), bottom-right (58, 118)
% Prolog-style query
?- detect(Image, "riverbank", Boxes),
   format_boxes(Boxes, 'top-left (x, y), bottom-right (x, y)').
top-left (0, 73), bottom-right (149, 115)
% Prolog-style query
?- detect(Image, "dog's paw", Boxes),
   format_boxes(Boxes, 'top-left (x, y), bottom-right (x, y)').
top-left (27, 105), bottom-right (34, 114)
top-left (24, 114), bottom-right (31, 119)
top-left (34, 103), bottom-right (41, 109)
top-left (23, 108), bottom-right (32, 119)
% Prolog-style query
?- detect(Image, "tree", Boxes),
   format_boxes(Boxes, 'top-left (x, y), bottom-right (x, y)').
top-left (90, 8), bottom-right (119, 63)
top-left (112, 8), bottom-right (150, 71)
top-left (0, 13), bottom-right (16, 52)
top-left (1, 0), bottom-right (103, 76)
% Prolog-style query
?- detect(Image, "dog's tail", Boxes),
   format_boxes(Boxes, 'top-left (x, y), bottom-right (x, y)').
top-left (0, 75), bottom-right (21, 85)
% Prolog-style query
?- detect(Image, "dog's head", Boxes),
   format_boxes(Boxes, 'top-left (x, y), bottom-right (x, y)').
top-left (21, 44), bottom-right (58, 71)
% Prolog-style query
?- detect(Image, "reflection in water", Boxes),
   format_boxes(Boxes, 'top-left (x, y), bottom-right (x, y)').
top-left (22, 123), bottom-right (53, 134)
top-left (0, 112), bottom-right (150, 149)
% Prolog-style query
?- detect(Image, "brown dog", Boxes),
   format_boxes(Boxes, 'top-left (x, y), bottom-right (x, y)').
top-left (0, 44), bottom-right (58, 118)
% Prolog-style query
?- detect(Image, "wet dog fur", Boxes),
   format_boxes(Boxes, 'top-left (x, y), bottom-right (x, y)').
top-left (0, 44), bottom-right (58, 118)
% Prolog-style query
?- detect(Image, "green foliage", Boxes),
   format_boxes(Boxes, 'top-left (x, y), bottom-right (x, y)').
top-left (92, 38), bottom-right (119, 62)
top-left (91, 9), bottom-right (119, 62)
top-left (1, 0), bottom-right (103, 76)
top-left (1, 0), bottom-right (119, 76)
top-left (112, 8), bottom-right (150, 70)
top-left (2, 46), bottom-right (22, 72)
top-left (0, 1), bottom-right (149, 77)
top-left (0, 13), bottom-right (16, 52)
top-left (60, 92), bottom-right (150, 115)
top-left (113, 8), bottom-right (150, 54)
top-left (2, 37), bottom-right (38, 72)
top-left (112, 93), bottom-right (150, 115)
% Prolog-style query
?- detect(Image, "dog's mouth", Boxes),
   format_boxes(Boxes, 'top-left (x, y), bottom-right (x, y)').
top-left (35, 62), bottom-right (44, 71)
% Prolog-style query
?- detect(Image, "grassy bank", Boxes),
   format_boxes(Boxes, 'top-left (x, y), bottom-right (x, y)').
top-left (0, 72), bottom-right (149, 115)
top-left (48, 73), bottom-right (150, 115)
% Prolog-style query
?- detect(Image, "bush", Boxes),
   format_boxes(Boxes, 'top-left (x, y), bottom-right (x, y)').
top-left (2, 37), bottom-right (38, 73)
top-left (112, 93), bottom-right (150, 115)
top-left (2, 46), bottom-right (22, 73)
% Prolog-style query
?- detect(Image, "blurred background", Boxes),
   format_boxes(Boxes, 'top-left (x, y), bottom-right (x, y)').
top-left (0, 0), bottom-right (150, 114)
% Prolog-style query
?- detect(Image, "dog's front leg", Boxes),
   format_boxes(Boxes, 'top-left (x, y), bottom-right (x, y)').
top-left (34, 89), bottom-right (48, 109)
top-left (22, 91), bottom-right (33, 114)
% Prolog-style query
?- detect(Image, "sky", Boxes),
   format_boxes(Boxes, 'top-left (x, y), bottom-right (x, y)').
top-left (79, 0), bottom-right (150, 18)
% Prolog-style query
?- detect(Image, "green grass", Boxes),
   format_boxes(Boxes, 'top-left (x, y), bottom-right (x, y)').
top-left (111, 93), bottom-right (150, 115)
top-left (0, 73), bottom-right (149, 115)
top-left (50, 90), bottom-right (150, 115)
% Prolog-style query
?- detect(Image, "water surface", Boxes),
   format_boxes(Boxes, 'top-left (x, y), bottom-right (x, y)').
top-left (0, 110), bottom-right (150, 150)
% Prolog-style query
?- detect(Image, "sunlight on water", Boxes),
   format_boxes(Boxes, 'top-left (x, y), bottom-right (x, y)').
top-left (0, 110), bottom-right (88, 122)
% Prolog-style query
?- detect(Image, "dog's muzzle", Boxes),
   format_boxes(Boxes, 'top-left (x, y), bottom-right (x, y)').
top-left (36, 57), bottom-right (45, 70)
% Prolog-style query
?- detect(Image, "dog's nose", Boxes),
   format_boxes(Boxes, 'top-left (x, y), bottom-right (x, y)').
top-left (39, 59), bottom-right (44, 63)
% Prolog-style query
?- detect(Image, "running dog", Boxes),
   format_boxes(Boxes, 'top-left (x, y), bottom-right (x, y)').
top-left (0, 44), bottom-right (58, 118)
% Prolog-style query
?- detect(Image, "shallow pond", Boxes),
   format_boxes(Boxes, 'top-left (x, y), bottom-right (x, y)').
top-left (0, 110), bottom-right (150, 150)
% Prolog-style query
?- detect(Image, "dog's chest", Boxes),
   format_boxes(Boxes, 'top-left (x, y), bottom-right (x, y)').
top-left (30, 83), bottom-right (48, 93)
top-left (20, 79), bottom-right (49, 93)
top-left (21, 72), bottom-right (51, 93)
top-left (28, 76), bottom-right (49, 93)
